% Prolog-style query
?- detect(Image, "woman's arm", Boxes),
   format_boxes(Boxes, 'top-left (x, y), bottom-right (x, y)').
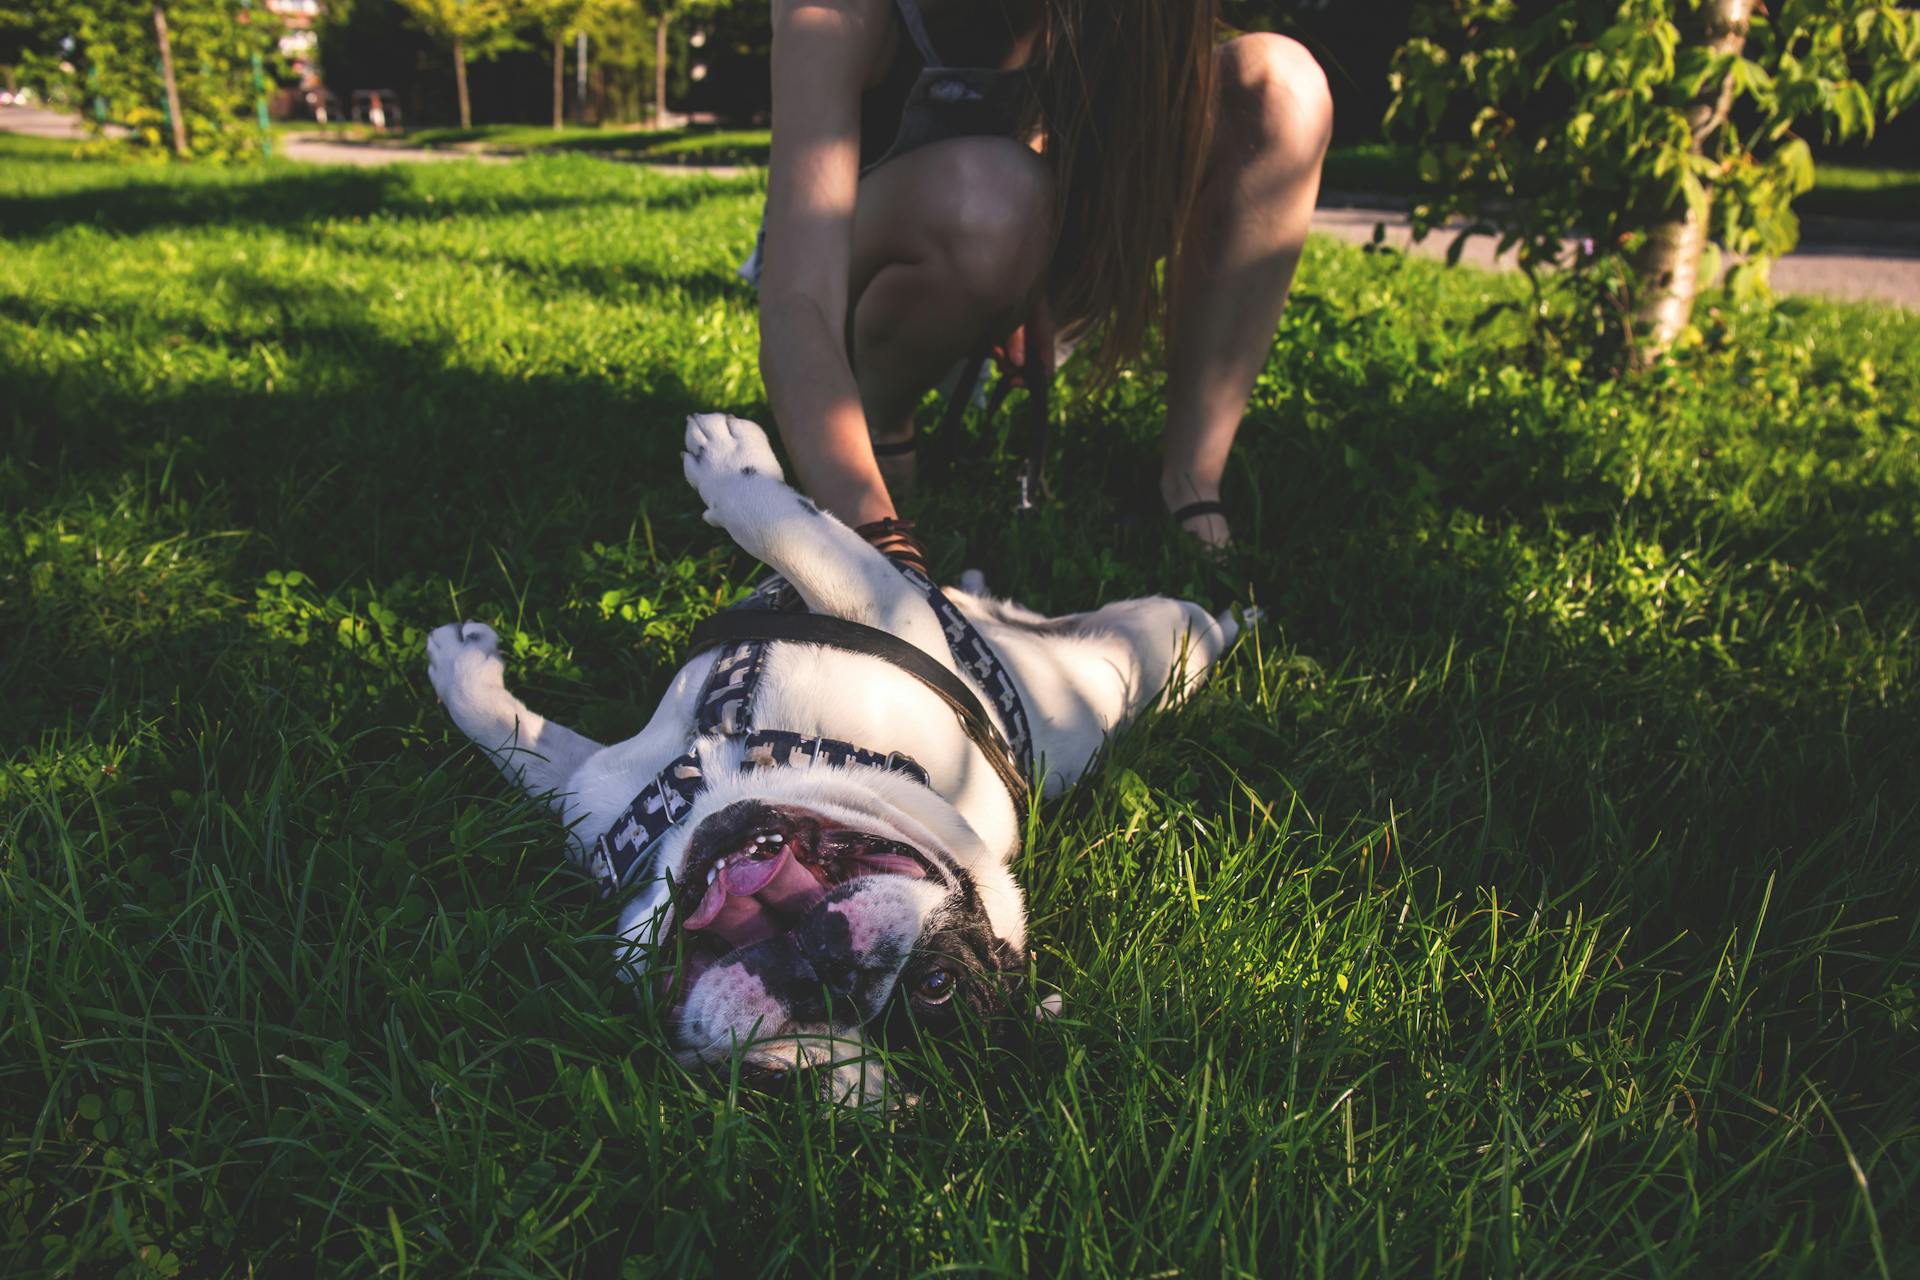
top-left (758, 0), bottom-right (897, 527)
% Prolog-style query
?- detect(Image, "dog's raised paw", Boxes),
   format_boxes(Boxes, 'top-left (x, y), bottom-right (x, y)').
top-left (427, 620), bottom-right (504, 706)
top-left (682, 414), bottom-right (783, 496)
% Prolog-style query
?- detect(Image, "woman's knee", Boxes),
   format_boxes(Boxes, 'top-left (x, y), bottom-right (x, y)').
top-left (1216, 33), bottom-right (1333, 166)
top-left (919, 138), bottom-right (1054, 315)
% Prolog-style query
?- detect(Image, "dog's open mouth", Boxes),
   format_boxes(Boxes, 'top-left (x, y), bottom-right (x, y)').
top-left (663, 805), bottom-right (932, 1000)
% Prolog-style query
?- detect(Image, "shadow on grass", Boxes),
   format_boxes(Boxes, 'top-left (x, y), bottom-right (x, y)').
top-left (0, 275), bottom-right (723, 757)
top-left (292, 225), bottom-right (758, 308)
top-left (0, 161), bottom-right (752, 242)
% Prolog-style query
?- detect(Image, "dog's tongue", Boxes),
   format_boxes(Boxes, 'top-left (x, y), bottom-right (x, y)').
top-left (683, 844), bottom-right (831, 947)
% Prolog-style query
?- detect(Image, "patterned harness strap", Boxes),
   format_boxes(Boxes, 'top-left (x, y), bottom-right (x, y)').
top-left (891, 562), bottom-right (1033, 776)
top-left (589, 563), bottom-right (1032, 898)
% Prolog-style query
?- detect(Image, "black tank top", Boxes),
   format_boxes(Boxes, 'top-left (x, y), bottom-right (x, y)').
top-left (855, 0), bottom-right (1036, 173)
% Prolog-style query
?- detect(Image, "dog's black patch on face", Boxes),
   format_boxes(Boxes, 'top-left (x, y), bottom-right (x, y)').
top-left (716, 892), bottom-right (911, 1025)
top-left (873, 869), bottom-right (1025, 1049)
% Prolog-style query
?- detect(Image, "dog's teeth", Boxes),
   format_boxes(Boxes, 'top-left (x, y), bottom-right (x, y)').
top-left (770, 834), bottom-right (784, 843)
top-left (754, 835), bottom-right (767, 845)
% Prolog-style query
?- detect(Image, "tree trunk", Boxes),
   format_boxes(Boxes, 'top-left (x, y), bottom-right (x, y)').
top-left (1631, 0), bottom-right (1755, 360)
top-left (553, 31), bottom-right (565, 131)
top-left (577, 31), bottom-right (589, 121)
top-left (454, 35), bottom-right (472, 129)
top-left (655, 15), bottom-right (669, 129)
top-left (151, 5), bottom-right (187, 157)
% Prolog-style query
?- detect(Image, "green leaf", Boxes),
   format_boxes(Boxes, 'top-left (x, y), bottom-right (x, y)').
top-left (1830, 80), bottom-right (1870, 140)
top-left (1683, 172), bottom-right (1710, 224)
top-left (1724, 259), bottom-right (1774, 304)
top-left (1776, 138), bottom-right (1815, 195)
top-left (1879, 58), bottom-right (1920, 114)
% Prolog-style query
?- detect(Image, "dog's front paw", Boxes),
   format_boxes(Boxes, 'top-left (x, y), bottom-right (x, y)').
top-left (427, 620), bottom-right (506, 709)
top-left (683, 415), bottom-right (783, 523)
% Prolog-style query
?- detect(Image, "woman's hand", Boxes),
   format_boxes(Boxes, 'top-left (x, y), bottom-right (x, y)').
top-left (989, 295), bottom-right (1056, 388)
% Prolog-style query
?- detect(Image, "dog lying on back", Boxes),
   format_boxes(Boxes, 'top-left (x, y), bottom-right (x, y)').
top-left (428, 414), bottom-right (1239, 1101)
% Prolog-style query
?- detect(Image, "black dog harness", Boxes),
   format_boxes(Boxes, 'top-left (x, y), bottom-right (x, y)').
top-left (588, 564), bottom-right (1033, 897)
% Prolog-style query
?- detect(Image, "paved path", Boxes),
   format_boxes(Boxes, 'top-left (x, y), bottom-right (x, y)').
top-left (1313, 202), bottom-right (1919, 310)
top-left (7, 103), bottom-right (1914, 308)
top-left (1, 102), bottom-right (92, 139)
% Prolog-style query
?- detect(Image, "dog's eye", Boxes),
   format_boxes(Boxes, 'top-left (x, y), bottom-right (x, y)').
top-left (912, 967), bottom-right (956, 1005)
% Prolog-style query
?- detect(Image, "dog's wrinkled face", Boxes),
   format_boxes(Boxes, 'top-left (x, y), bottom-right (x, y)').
top-left (654, 799), bottom-right (1022, 1100)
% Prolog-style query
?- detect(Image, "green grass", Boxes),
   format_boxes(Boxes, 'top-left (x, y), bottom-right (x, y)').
top-left (1797, 160), bottom-right (1920, 220)
top-left (400, 123), bottom-right (771, 167)
top-left (1321, 141), bottom-right (1428, 197)
top-left (2, 130), bottom-right (1917, 1275)
top-left (1322, 141), bottom-right (1920, 221)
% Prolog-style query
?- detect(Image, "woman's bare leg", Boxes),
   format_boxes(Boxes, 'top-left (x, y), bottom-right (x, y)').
top-left (1162, 34), bottom-right (1333, 547)
top-left (846, 138), bottom-right (1054, 500)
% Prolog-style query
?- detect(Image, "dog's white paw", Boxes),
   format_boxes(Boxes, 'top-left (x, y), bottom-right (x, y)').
top-left (683, 414), bottom-right (783, 523)
top-left (427, 620), bottom-right (505, 708)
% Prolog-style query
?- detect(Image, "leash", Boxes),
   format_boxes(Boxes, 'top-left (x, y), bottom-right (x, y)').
top-left (937, 306), bottom-right (1056, 512)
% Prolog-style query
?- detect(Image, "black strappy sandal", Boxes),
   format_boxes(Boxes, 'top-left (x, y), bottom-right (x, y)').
top-left (1169, 499), bottom-right (1229, 528)
top-left (1167, 496), bottom-right (1234, 554)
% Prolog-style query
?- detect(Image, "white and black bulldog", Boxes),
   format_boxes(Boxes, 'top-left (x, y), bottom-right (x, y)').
top-left (427, 414), bottom-right (1241, 1102)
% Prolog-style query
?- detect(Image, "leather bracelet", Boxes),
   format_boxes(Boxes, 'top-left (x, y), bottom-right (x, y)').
top-left (854, 516), bottom-right (931, 577)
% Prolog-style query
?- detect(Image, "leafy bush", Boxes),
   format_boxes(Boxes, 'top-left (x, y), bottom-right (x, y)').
top-left (37, 0), bottom-right (279, 160)
top-left (1386, 0), bottom-right (1920, 359)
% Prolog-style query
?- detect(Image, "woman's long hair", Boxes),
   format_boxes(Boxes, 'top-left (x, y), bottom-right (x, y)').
top-left (1035, 0), bottom-right (1219, 382)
